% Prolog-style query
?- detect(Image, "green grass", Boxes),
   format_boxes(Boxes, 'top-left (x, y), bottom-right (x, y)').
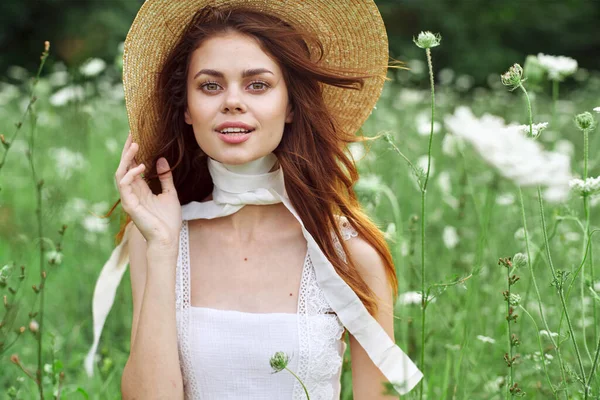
top-left (1, 58), bottom-right (599, 399)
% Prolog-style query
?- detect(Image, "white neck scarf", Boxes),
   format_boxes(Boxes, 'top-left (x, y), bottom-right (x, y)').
top-left (85, 153), bottom-right (422, 394)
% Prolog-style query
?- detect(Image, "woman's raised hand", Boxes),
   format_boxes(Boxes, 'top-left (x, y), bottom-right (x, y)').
top-left (115, 133), bottom-right (182, 249)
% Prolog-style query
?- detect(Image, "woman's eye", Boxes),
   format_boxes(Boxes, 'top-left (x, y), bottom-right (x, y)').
top-left (249, 81), bottom-right (268, 91)
top-left (201, 82), bottom-right (220, 91)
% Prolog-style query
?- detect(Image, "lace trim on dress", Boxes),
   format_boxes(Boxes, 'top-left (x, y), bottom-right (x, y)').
top-left (292, 215), bottom-right (358, 400)
top-left (176, 220), bottom-right (201, 399)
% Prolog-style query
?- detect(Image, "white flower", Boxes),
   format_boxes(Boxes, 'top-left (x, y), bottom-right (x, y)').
top-left (569, 176), bottom-right (600, 196)
top-left (593, 281), bottom-right (600, 292)
top-left (442, 226), bottom-right (459, 249)
top-left (594, 107), bottom-right (600, 113)
top-left (436, 171), bottom-right (452, 195)
top-left (416, 111), bottom-right (441, 136)
top-left (49, 85), bottom-right (84, 106)
top-left (79, 58), bottom-right (106, 77)
top-left (484, 376), bottom-right (504, 393)
top-left (476, 335), bottom-right (496, 344)
top-left (537, 53), bottom-right (578, 81)
top-left (496, 193), bottom-right (515, 206)
top-left (48, 71), bottom-right (68, 87)
top-left (355, 174), bottom-right (384, 193)
top-left (82, 215), bottom-right (109, 233)
top-left (516, 122), bottom-right (549, 138)
top-left (44, 250), bottom-right (63, 265)
top-left (444, 106), bottom-right (573, 203)
top-left (397, 291), bottom-right (422, 305)
top-left (539, 330), bottom-right (559, 338)
top-left (48, 147), bottom-right (88, 179)
top-left (396, 291), bottom-right (435, 306)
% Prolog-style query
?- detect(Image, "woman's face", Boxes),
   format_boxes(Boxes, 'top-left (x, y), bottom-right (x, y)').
top-left (184, 31), bottom-right (294, 165)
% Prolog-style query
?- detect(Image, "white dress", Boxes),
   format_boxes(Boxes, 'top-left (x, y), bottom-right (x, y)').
top-left (175, 216), bottom-right (359, 400)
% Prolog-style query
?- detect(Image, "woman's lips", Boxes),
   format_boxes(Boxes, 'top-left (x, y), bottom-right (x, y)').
top-left (216, 129), bottom-right (254, 144)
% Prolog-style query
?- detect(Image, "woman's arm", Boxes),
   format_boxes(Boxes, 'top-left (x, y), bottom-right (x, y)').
top-left (121, 224), bottom-right (184, 399)
top-left (345, 235), bottom-right (403, 400)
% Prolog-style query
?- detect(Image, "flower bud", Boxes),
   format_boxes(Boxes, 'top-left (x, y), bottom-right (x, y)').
top-left (413, 31), bottom-right (441, 49)
top-left (574, 112), bottom-right (596, 132)
top-left (512, 253), bottom-right (528, 269)
top-left (10, 354), bottom-right (20, 364)
top-left (269, 351), bottom-right (290, 373)
top-left (501, 64), bottom-right (524, 90)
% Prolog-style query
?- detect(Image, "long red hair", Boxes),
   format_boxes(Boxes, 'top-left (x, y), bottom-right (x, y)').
top-left (103, 5), bottom-right (400, 320)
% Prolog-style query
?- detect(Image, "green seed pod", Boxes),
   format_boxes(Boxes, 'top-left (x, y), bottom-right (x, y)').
top-left (574, 112), bottom-right (596, 132)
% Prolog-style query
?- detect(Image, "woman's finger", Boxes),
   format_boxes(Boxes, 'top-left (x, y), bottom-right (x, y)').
top-left (121, 132), bottom-right (132, 160)
top-left (119, 163), bottom-right (146, 206)
top-left (115, 142), bottom-right (139, 183)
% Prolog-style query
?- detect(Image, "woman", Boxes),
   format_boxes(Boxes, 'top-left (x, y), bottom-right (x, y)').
top-left (86, 1), bottom-right (422, 399)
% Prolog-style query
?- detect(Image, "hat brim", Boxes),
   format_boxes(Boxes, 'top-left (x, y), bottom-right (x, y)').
top-left (123, 0), bottom-right (389, 165)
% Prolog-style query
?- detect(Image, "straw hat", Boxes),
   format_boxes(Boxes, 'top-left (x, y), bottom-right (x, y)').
top-left (123, 0), bottom-right (389, 166)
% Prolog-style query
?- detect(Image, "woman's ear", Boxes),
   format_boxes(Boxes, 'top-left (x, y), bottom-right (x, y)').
top-left (184, 108), bottom-right (192, 125)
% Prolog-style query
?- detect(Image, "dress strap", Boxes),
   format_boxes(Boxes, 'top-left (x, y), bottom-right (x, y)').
top-left (176, 220), bottom-right (191, 311)
top-left (175, 220), bottom-right (200, 398)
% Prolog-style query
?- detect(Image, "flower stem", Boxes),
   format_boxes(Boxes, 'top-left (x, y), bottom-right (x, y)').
top-left (0, 43), bottom-right (49, 174)
top-left (516, 77), bottom-right (573, 396)
top-left (505, 267), bottom-right (514, 400)
top-left (586, 334), bottom-right (600, 397)
top-left (519, 305), bottom-right (556, 395)
top-left (582, 127), bottom-right (598, 349)
top-left (580, 126), bottom-right (594, 363)
top-left (27, 107), bottom-right (46, 400)
top-left (518, 84), bottom-right (533, 136)
top-left (537, 186), bottom-right (586, 390)
top-left (284, 367), bottom-right (310, 399)
top-left (518, 187), bottom-right (567, 394)
top-left (418, 46), bottom-right (436, 400)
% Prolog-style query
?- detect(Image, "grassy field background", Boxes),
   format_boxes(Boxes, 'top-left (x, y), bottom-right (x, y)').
top-left (1, 41), bottom-right (600, 399)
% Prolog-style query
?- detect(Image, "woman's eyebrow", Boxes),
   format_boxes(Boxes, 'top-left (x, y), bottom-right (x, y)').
top-left (193, 68), bottom-right (274, 79)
